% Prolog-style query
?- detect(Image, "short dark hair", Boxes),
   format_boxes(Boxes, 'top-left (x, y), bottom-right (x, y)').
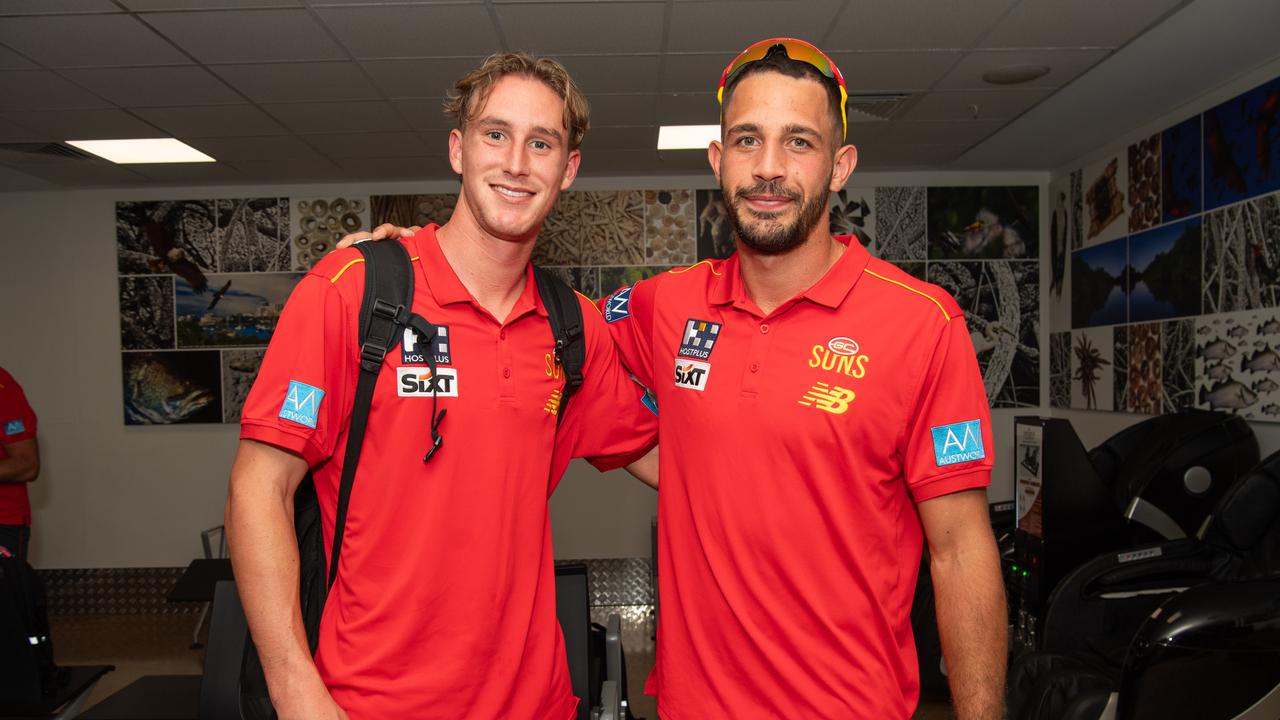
top-left (720, 44), bottom-right (844, 144)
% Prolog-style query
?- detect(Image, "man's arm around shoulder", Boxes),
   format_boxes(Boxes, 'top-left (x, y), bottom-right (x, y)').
top-left (918, 488), bottom-right (1007, 720)
top-left (0, 438), bottom-right (38, 483)
top-left (226, 439), bottom-right (348, 720)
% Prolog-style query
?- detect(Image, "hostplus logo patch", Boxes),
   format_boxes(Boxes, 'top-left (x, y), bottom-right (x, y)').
top-left (403, 324), bottom-right (451, 366)
top-left (931, 420), bottom-right (985, 466)
top-left (678, 319), bottom-right (721, 360)
top-left (279, 381), bottom-right (324, 429)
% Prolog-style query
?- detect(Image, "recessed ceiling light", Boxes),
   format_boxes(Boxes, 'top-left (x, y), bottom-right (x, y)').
top-left (657, 125), bottom-right (720, 151)
top-left (65, 138), bottom-right (215, 164)
top-left (981, 65), bottom-right (1051, 86)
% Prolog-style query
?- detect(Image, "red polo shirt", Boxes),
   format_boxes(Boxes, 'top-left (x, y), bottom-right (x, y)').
top-left (0, 366), bottom-right (37, 525)
top-left (601, 236), bottom-right (992, 719)
top-left (240, 227), bottom-right (657, 720)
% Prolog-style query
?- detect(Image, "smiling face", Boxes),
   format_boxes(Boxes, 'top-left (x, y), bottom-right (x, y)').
top-left (448, 74), bottom-right (581, 244)
top-left (710, 70), bottom-right (856, 255)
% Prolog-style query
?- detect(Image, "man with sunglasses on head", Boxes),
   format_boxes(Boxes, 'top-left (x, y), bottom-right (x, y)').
top-left (351, 39), bottom-right (1006, 719)
top-left (599, 39), bottom-right (1007, 719)
top-left (226, 52), bottom-right (657, 720)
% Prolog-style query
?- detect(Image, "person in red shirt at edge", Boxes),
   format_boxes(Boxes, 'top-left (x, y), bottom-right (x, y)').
top-left (0, 366), bottom-right (40, 561)
top-left (225, 53), bottom-right (658, 720)
top-left (348, 39), bottom-right (1005, 720)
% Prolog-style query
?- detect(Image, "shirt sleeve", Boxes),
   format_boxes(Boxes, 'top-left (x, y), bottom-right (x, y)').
top-left (596, 277), bottom-right (657, 390)
top-left (902, 313), bottom-right (993, 503)
top-left (0, 373), bottom-right (37, 445)
top-left (558, 296), bottom-right (658, 472)
top-left (240, 272), bottom-right (356, 468)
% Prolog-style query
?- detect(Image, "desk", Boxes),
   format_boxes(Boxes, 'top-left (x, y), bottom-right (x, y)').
top-left (75, 675), bottom-right (200, 720)
top-left (167, 560), bottom-right (232, 604)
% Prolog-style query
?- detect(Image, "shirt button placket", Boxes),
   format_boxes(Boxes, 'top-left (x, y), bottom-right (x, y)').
top-left (741, 320), bottom-right (773, 395)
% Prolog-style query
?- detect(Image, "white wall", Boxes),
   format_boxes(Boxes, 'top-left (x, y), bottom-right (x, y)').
top-left (0, 168), bottom-right (1041, 568)
top-left (1046, 55), bottom-right (1280, 457)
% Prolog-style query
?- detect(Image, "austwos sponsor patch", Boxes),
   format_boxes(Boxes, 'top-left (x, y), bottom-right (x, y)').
top-left (931, 420), bottom-right (985, 466)
top-left (279, 381), bottom-right (324, 429)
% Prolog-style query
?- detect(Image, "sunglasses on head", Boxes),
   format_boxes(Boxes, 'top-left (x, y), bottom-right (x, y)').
top-left (716, 37), bottom-right (849, 141)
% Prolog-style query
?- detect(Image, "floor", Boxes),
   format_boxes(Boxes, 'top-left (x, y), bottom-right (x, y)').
top-left (52, 613), bottom-right (952, 719)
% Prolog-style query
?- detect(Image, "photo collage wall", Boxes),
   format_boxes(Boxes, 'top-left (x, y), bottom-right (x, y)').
top-left (117, 184), bottom-right (1040, 424)
top-left (1049, 73), bottom-right (1280, 421)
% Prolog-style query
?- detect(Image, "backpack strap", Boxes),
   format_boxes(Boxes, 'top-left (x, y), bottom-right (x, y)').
top-left (532, 266), bottom-right (585, 426)
top-left (327, 240), bottom-right (414, 590)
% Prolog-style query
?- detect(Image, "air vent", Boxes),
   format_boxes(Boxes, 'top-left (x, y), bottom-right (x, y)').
top-left (0, 142), bottom-right (96, 161)
top-left (846, 94), bottom-right (911, 122)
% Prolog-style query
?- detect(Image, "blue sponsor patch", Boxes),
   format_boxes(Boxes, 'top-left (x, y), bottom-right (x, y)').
top-left (279, 381), bottom-right (324, 429)
top-left (640, 387), bottom-right (658, 416)
top-left (931, 420), bottom-right (985, 466)
top-left (678, 318), bottom-right (721, 359)
top-left (402, 324), bottom-right (451, 365)
top-left (604, 286), bottom-right (632, 323)
top-left (3, 419), bottom-right (24, 436)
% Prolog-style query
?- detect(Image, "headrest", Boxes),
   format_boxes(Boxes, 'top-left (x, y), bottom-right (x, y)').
top-left (1204, 454), bottom-right (1280, 552)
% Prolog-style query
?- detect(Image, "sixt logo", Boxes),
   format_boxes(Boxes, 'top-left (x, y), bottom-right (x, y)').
top-left (397, 367), bottom-right (459, 397)
top-left (604, 286), bottom-right (632, 323)
top-left (931, 420), bottom-right (985, 466)
top-left (798, 382), bottom-right (856, 415)
top-left (279, 381), bottom-right (324, 429)
top-left (678, 319), bottom-right (721, 360)
top-left (402, 325), bottom-right (451, 366)
top-left (674, 359), bottom-right (710, 391)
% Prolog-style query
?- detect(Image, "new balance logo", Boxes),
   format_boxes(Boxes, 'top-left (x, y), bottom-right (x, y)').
top-left (798, 382), bottom-right (856, 415)
top-left (544, 387), bottom-right (563, 415)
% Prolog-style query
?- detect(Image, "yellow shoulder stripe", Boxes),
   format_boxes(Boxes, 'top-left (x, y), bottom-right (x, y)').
top-left (667, 259), bottom-right (722, 277)
top-left (329, 255), bottom-right (421, 284)
top-left (864, 269), bottom-right (951, 322)
top-left (575, 290), bottom-right (603, 317)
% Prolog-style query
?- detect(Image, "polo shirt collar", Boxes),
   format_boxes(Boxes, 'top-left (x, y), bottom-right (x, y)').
top-left (708, 234), bottom-right (870, 311)
top-left (413, 224), bottom-right (547, 320)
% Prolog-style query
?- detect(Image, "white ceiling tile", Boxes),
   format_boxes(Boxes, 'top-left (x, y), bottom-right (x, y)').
top-left (937, 49), bottom-right (1111, 90)
top-left (900, 88), bottom-right (1052, 121)
top-left (0, 15), bottom-right (187, 67)
top-left (0, 108), bottom-right (164, 140)
top-left (361, 58), bottom-right (486, 98)
top-left (667, 1), bottom-right (844, 53)
top-left (15, 161), bottom-right (147, 186)
top-left (0, 1), bottom-right (121, 14)
top-left (829, 51), bottom-right (963, 92)
top-left (305, 131), bottom-right (430, 158)
top-left (333, 155), bottom-right (454, 180)
top-left (557, 54), bottom-right (661, 95)
top-left (0, 72), bottom-right (113, 110)
top-left (121, 1), bottom-right (303, 8)
top-left (220, 156), bottom-right (347, 181)
top-left (392, 99), bottom-right (453, 130)
top-left (184, 134), bottom-right (323, 162)
top-left (580, 126), bottom-right (656, 152)
top-left (588, 94), bottom-right (658, 127)
top-left (128, 162), bottom-right (245, 183)
top-left (135, 105), bottom-right (289, 136)
top-left (61, 67), bottom-right (244, 107)
top-left (878, 119), bottom-right (1008, 145)
top-left (262, 101), bottom-right (410, 134)
top-left (655, 92), bottom-right (718, 126)
top-left (212, 62), bottom-right (381, 103)
top-left (0, 45), bottom-right (36, 70)
top-left (315, 4), bottom-right (498, 58)
top-left (859, 143), bottom-right (970, 167)
top-left (142, 10), bottom-right (347, 63)
top-left (824, 0), bottom-right (1017, 52)
top-left (980, 0), bottom-right (1185, 49)
top-left (496, 2), bottom-right (664, 54)
top-left (660, 54), bottom-right (727, 94)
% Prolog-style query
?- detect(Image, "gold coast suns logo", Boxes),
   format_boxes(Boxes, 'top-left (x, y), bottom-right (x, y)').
top-left (808, 336), bottom-right (870, 379)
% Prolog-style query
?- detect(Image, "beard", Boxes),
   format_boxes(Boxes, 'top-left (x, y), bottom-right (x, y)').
top-left (725, 179), bottom-right (829, 256)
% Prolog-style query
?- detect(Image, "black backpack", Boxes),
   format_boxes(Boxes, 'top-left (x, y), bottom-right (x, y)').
top-left (0, 555), bottom-right (66, 712)
top-left (239, 240), bottom-right (586, 717)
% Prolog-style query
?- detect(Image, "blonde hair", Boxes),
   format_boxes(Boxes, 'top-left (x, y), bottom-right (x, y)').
top-left (443, 52), bottom-right (590, 151)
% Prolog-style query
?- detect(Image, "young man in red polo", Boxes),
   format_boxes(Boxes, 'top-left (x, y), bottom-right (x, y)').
top-left (226, 53), bottom-right (657, 720)
top-left (598, 40), bottom-right (1006, 719)
top-left (0, 365), bottom-right (40, 561)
